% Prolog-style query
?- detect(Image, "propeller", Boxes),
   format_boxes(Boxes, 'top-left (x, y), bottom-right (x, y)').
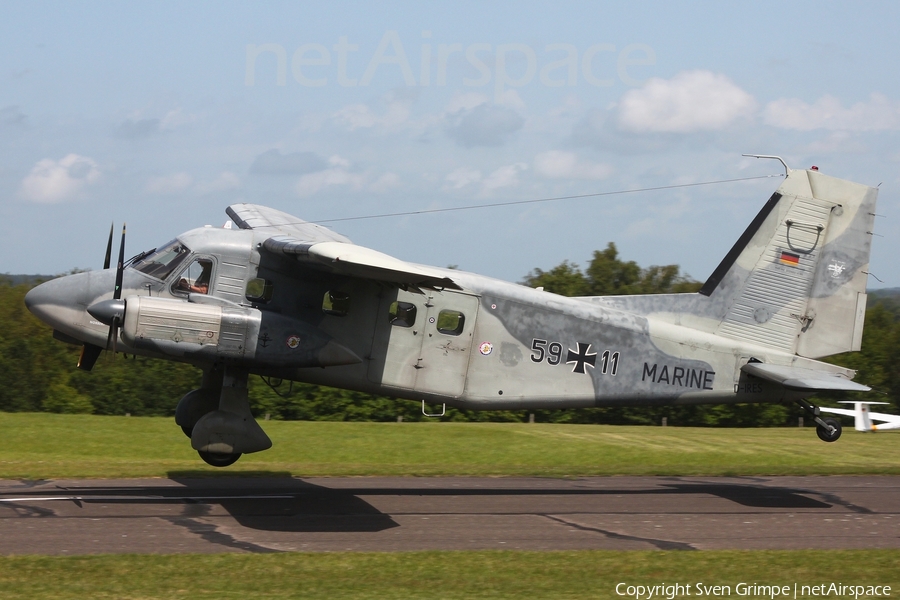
top-left (103, 222), bottom-right (114, 270)
top-left (86, 224), bottom-right (127, 359)
top-left (77, 223), bottom-right (118, 371)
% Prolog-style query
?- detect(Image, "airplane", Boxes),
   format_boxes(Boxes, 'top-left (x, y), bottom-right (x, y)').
top-left (821, 401), bottom-right (900, 432)
top-left (25, 157), bottom-right (878, 467)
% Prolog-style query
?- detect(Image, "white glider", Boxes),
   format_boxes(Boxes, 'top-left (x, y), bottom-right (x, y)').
top-left (820, 402), bottom-right (900, 432)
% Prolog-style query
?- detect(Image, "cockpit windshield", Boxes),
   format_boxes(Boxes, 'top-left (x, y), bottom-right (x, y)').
top-left (132, 239), bottom-right (191, 281)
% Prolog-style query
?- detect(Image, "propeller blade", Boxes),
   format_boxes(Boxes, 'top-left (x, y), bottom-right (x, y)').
top-left (77, 343), bottom-right (103, 371)
top-left (113, 223), bottom-right (126, 300)
top-left (103, 222), bottom-right (114, 270)
top-left (105, 322), bottom-right (114, 351)
top-left (111, 316), bottom-right (120, 355)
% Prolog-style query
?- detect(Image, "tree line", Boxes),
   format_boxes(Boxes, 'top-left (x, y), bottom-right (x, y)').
top-left (2, 244), bottom-right (898, 426)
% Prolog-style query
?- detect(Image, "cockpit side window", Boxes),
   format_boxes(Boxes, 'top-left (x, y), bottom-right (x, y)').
top-left (174, 259), bottom-right (213, 295)
top-left (132, 240), bottom-right (191, 281)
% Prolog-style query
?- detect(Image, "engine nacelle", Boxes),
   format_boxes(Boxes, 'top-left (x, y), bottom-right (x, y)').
top-left (120, 295), bottom-right (360, 367)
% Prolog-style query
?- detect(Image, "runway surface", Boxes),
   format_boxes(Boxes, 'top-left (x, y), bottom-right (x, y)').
top-left (0, 476), bottom-right (897, 554)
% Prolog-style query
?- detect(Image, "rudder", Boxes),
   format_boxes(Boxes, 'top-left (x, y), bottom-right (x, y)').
top-left (700, 167), bottom-right (877, 358)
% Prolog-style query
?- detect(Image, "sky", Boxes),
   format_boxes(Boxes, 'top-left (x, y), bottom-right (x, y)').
top-left (3, 1), bottom-right (900, 289)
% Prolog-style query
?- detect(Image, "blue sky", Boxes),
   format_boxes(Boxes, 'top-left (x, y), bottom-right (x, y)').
top-left (3, 1), bottom-right (899, 288)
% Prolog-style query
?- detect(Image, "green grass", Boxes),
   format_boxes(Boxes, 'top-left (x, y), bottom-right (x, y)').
top-left (0, 550), bottom-right (897, 599)
top-left (3, 412), bottom-right (900, 479)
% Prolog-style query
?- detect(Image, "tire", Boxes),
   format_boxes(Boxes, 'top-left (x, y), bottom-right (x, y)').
top-left (181, 425), bottom-right (193, 438)
top-left (816, 417), bottom-right (842, 442)
top-left (198, 450), bottom-right (242, 467)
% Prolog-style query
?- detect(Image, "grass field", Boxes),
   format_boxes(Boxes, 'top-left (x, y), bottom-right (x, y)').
top-left (1, 550), bottom-right (898, 600)
top-left (2, 413), bottom-right (900, 599)
top-left (2, 412), bottom-right (900, 479)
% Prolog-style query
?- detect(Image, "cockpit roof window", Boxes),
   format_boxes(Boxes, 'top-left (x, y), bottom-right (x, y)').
top-left (132, 239), bottom-right (191, 281)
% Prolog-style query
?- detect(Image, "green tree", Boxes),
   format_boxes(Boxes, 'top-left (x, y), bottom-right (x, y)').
top-left (524, 242), bottom-right (701, 296)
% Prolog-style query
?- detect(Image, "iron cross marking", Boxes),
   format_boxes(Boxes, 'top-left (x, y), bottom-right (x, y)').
top-left (566, 342), bottom-right (597, 374)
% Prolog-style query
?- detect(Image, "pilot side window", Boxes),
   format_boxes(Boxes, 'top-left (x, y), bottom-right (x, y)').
top-left (388, 301), bottom-right (417, 328)
top-left (436, 310), bottom-right (465, 335)
top-left (322, 291), bottom-right (350, 316)
top-left (174, 259), bottom-right (212, 295)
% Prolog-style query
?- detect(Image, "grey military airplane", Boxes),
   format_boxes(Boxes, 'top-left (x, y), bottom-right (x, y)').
top-left (25, 158), bottom-right (877, 467)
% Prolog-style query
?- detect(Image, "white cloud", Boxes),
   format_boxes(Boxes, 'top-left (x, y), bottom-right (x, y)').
top-left (145, 172), bottom-right (193, 194)
top-left (763, 93), bottom-right (900, 131)
top-left (295, 155), bottom-right (364, 196)
top-left (145, 171), bottom-right (240, 196)
top-left (800, 131), bottom-right (867, 154)
top-left (331, 90), bottom-right (414, 131)
top-left (549, 95), bottom-right (582, 118)
top-left (333, 104), bottom-right (378, 130)
top-left (296, 169), bottom-right (365, 196)
top-left (445, 92), bottom-right (489, 114)
top-left (369, 172), bottom-right (401, 193)
top-left (196, 171), bottom-right (241, 194)
top-left (159, 107), bottom-right (196, 130)
top-left (533, 151), bottom-right (613, 180)
top-left (495, 89), bottom-right (526, 112)
top-left (328, 154), bottom-right (350, 168)
top-left (481, 163), bottom-right (527, 193)
top-left (446, 103), bottom-right (525, 147)
top-left (445, 167), bottom-right (482, 189)
top-left (617, 70), bottom-right (757, 133)
top-left (250, 149), bottom-right (328, 175)
top-left (20, 154), bottom-right (100, 203)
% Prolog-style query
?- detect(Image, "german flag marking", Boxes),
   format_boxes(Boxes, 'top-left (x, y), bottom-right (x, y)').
top-left (779, 251), bottom-right (800, 266)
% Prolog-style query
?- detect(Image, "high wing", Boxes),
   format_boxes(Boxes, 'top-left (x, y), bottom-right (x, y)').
top-left (226, 203), bottom-right (461, 290)
top-left (740, 362), bottom-right (871, 392)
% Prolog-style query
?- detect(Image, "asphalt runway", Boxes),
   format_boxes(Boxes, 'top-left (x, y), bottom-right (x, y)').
top-left (0, 476), bottom-right (897, 554)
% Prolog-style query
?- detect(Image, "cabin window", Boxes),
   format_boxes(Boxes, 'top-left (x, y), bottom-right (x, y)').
top-left (132, 239), bottom-right (191, 281)
top-left (436, 309), bottom-right (465, 335)
top-left (174, 259), bottom-right (212, 295)
top-left (246, 278), bottom-right (274, 303)
top-left (322, 291), bottom-right (350, 316)
top-left (388, 301), bottom-right (417, 327)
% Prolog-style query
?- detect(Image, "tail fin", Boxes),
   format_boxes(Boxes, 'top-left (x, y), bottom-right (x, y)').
top-left (700, 167), bottom-right (877, 357)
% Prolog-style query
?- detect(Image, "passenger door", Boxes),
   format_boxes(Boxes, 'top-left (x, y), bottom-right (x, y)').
top-left (367, 288), bottom-right (478, 397)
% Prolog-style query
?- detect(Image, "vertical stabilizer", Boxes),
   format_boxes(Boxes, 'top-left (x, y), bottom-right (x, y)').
top-left (700, 168), bottom-right (877, 357)
top-left (855, 402), bottom-right (875, 432)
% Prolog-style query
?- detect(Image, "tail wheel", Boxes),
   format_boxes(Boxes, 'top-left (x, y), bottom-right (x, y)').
top-left (198, 451), bottom-right (242, 467)
top-left (816, 417), bottom-right (842, 443)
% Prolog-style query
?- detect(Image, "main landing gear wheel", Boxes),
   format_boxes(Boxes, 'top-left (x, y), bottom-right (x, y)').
top-left (198, 450), bottom-right (242, 467)
top-left (816, 418), bottom-right (842, 443)
top-left (796, 399), bottom-right (843, 443)
top-left (181, 426), bottom-right (193, 438)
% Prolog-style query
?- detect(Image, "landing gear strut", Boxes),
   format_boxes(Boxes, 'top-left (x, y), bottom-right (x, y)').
top-left (795, 399), bottom-right (842, 442)
top-left (188, 366), bottom-right (272, 467)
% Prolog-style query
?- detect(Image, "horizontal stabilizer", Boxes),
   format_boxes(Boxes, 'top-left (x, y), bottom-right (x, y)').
top-left (741, 362), bottom-right (870, 392)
